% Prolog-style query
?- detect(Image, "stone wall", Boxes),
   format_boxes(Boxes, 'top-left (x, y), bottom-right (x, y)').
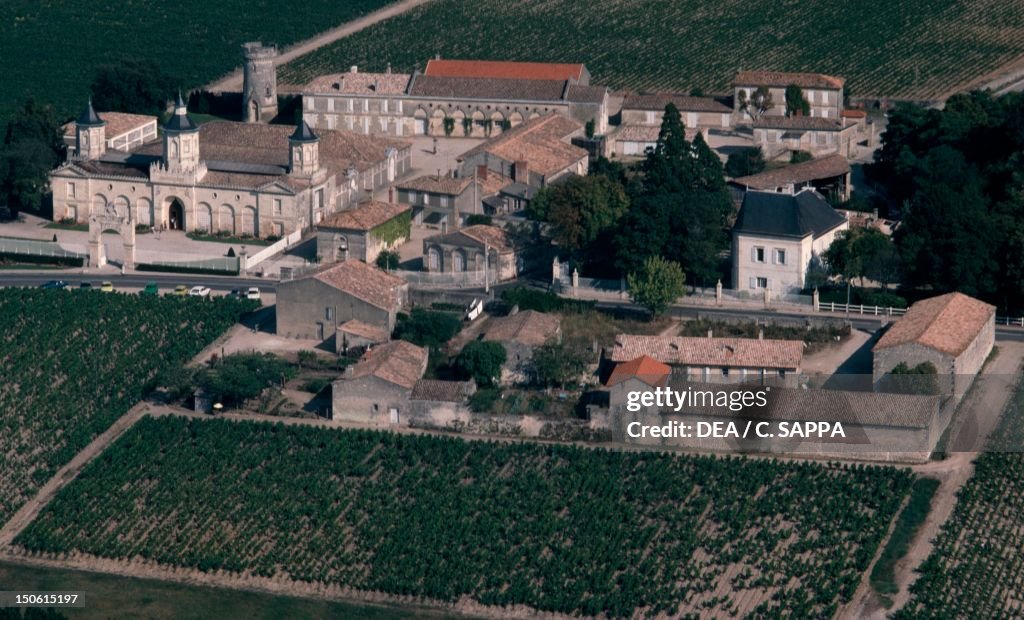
top-left (276, 278), bottom-right (402, 340)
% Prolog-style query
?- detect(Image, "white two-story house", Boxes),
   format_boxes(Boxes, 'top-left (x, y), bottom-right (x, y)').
top-left (732, 189), bottom-right (848, 294)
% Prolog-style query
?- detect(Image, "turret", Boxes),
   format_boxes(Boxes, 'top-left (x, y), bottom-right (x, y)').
top-left (289, 120), bottom-right (320, 177)
top-left (242, 42), bottom-right (278, 123)
top-left (75, 99), bottom-right (106, 160)
top-left (152, 93), bottom-right (206, 183)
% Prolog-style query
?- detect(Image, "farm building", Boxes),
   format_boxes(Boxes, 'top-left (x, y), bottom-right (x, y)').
top-left (733, 71), bottom-right (845, 120)
top-left (729, 153), bottom-right (851, 201)
top-left (872, 292), bottom-right (995, 402)
top-left (732, 189), bottom-right (848, 294)
top-left (50, 98), bottom-right (411, 245)
top-left (337, 319), bottom-right (390, 355)
top-left (605, 355), bottom-right (671, 388)
top-left (423, 224), bottom-right (518, 282)
top-left (315, 200), bottom-right (410, 265)
top-left (609, 334), bottom-right (803, 388)
top-left (752, 116), bottom-right (861, 158)
top-left (394, 168), bottom-right (510, 229)
top-left (457, 114), bottom-right (588, 188)
top-left (276, 260), bottom-right (408, 347)
top-left (619, 93), bottom-right (732, 130)
top-left (300, 59), bottom-right (608, 138)
top-left (481, 309), bottom-right (562, 382)
top-left (331, 340), bottom-right (428, 425)
top-left (610, 125), bottom-right (705, 158)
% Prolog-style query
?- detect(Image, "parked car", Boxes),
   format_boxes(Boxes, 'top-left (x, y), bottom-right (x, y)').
top-left (141, 282), bottom-right (159, 296)
top-left (246, 287), bottom-right (261, 301)
top-left (188, 285), bottom-right (211, 298)
top-left (173, 285), bottom-right (189, 297)
top-left (39, 280), bottom-right (68, 290)
top-left (228, 288), bottom-right (244, 298)
top-left (100, 282), bottom-right (114, 293)
top-left (78, 282), bottom-right (93, 290)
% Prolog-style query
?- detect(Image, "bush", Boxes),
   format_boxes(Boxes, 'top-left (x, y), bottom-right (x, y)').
top-left (376, 250), bottom-right (400, 271)
top-left (468, 387), bottom-right (501, 413)
top-left (394, 308), bottom-right (462, 349)
top-left (195, 353), bottom-right (295, 406)
top-left (301, 377), bottom-right (331, 394)
top-left (465, 214), bottom-right (492, 226)
top-left (455, 340), bottom-right (506, 387)
top-left (500, 287), bottom-right (594, 314)
top-left (724, 147), bottom-right (765, 177)
top-left (790, 150), bottom-right (813, 164)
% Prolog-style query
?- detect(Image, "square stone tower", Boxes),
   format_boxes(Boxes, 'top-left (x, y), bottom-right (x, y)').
top-left (242, 41), bottom-right (278, 123)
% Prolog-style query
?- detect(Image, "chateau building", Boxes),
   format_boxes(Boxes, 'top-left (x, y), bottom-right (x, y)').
top-left (733, 71), bottom-right (845, 120)
top-left (49, 97), bottom-right (411, 238)
top-left (300, 59), bottom-right (608, 138)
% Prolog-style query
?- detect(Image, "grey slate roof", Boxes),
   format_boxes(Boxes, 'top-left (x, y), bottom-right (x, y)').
top-left (164, 98), bottom-right (198, 133)
top-left (409, 75), bottom-right (568, 101)
top-left (290, 120), bottom-right (319, 143)
top-left (76, 100), bottom-right (104, 127)
top-left (733, 189), bottom-right (846, 239)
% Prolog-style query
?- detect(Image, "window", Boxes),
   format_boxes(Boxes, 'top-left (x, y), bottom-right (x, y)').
top-left (752, 247), bottom-right (766, 263)
top-left (325, 307), bottom-right (333, 321)
top-left (273, 199), bottom-right (282, 215)
top-left (362, 99), bottom-right (369, 113)
top-left (757, 277), bottom-right (768, 289)
top-left (306, 98), bottom-right (314, 111)
top-left (408, 191), bottom-right (417, 204)
top-left (645, 111), bottom-right (656, 124)
top-left (440, 195), bottom-right (449, 208)
top-left (67, 183), bottom-right (76, 198)
top-left (382, 99), bottom-right (389, 114)
top-left (778, 369), bottom-right (787, 378)
top-left (774, 248), bottom-right (786, 265)
top-left (722, 368), bottom-right (730, 377)
top-left (327, 98), bottom-right (334, 112)
top-left (347, 98), bottom-right (354, 112)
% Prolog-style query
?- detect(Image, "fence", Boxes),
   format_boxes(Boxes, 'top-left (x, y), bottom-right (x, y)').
top-left (0, 237), bottom-right (86, 262)
top-left (394, 268), bottom-right (501, 289)
top-left (243, 229), bottom-right (302, 271)
top-left (137, 256), bottom-right (240, 275)
top-left (816, 301), bottom-right (908, 317)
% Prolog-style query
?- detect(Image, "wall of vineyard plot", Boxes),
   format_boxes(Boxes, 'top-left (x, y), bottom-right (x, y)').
top-left (0, 289), bottom-right (254, 525)
top-left (893, 381), bottom-right (1024, 619)
top-left (280, 0), bottom-right (1024, 101)
top-left (16, 416), bottom-right (915, 618)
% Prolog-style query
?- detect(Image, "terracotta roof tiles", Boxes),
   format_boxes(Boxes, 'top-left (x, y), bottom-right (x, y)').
top-left (611, 335), bottom-right (803, 369)
top-left (349, 340), bottom-right (427, 389)
top-left (304, 260), bottom-right (406, 310)
top-left (873, 292), bottom-right (995, 357)
top-left (731, 154), bottom-right (850, 188)
top-left (424, 59), bottom-right (586, 82)
top-left (734, 71), bottom-right (845, 90)
top-left (483, 310), bottom-right (561, 346)
top-left (607, 355), bottom-right (671, 387)
top-left (458, 114), bottom-right (586, 177)
top-left (318, 200), bottom-right (409, 231)
top-left (622, 93), bottom-right (731, 113)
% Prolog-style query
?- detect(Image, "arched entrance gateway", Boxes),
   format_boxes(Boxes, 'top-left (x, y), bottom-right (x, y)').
top-left (89, 196), bottom-right (135, 269)
top-left (167, 198), bottom-right (185, 230)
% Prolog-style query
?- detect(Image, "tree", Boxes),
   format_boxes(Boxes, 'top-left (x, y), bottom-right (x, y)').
top-left (529, 341), bottom-right (588, 388)
top-left (394, 309), bottom-right (462, 349)
top-left (90, 59), bottom-right (176, 117)
top-left (725, 147), bottom-right (766, 177)
top-left (0, 100), bottom-right (65, 217)
top-left (455, 340), bottom-right (506, 387)
top-left (530, 174), bottom-right (629, 258)
top-left (585, 118), bottom-right (596, 138)
top-left (804, 252), bottom-right (831, 290)
top-left (464, 213), bottom-right (492, 226)
top-left (785, 84), bottom-right (810, 117)
top-left (627, 256), bottom-right (685, 316)
top-left (376, 250), bottom-right (400, 271)
top-left (790, 150), bottom-right (813, 164)
top-left (738, 86), bottom-right (773, 120)
top-left (885, 361), bottom-right (940, 395)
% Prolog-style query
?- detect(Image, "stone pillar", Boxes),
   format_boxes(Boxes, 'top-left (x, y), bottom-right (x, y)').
top-left (552, 256), bottom-right (561, 288)
top-left (812, 287), bottom-right (820, 312)
top-left (763, 286), bottom-right (771, 308)
top-left (88, 235), bottom-right (105, 268)
top-left (239, 245), bottom-right (248, 276)
top-left (715, 279), bottom-right (723, 305)
top-left (571, 268), bottom-right (579, 298)
top-left (620, 275), bottom-right (627, 300)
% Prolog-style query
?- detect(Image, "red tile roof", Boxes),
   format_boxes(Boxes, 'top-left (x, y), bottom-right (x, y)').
top-left (338, 319), bottom-right (390, 344)
top-left (607, 355), bottom-right (671, 387)
top-left (611, 335), bottom-right (804, 369)
top-left (873, 292), bottom-right (995, 357)
top-left (424, 59), bottom-right (586, 82)
top-left (63, 112), bottom-right (157, 139)
top-left (734, 71), bottom-right (845, 90)
top-left (349, 340), bottom-right (427, 389)
top-left (458, 114), bottom-right (586, 176)
top-left (621, 93), bottom-right (731, 113)
top-left (428, 225), bottom-right (513, 252)
top-left (306, 260), bottom-right (406, 310)
top-left (752, 116), bottom-right (844, 131)
top-left (731, 154), bottom-right (850, 188)
top-left (483, 310), bottom-right (561, 346)
top-left (318, 201), bottom-right (409, 232)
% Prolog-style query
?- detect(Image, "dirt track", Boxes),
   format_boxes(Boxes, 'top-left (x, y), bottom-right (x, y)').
top-left (206, 0), bottom-right (433, 93)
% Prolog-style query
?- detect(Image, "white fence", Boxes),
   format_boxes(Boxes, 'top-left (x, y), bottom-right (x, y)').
top-left (244, 229), bottom-right (302, 271)
top-left (0, 237), bottom-right (86, 261)
top-left (394, 268), bottom-right (501, 289)
top-left (815, 301), bottom-right (908, 317)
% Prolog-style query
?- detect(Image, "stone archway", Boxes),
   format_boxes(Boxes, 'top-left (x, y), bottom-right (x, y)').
top-left (89, 196), bottom-right (135, 269)
top-left (167, 198), bottom-right (185, 230)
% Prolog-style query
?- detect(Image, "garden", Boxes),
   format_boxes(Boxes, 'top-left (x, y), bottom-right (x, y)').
top-left (16, 416), bottom-right (916, 618)
top-left (0, 288), bottom-right (255, 524)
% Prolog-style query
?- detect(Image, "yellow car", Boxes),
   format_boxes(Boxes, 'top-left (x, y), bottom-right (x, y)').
top-left (173, 285), bottom-right (189, 297)
top-left (100, 281), bottom-right (114, 293)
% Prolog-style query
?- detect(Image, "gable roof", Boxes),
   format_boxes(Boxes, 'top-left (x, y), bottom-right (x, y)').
top-left (338, 319), bottom-right (390, 344)
top-left (427, 225), bottom-right (512, 252)
top-left (752, 116), bottom-right (844, 131)
top-left (733, 189), bottom-right (847, 239)
top-left (734, 71), bottom-right (845, 90)
top-left (395, 174), bottom-right (474, 195)
top-left (622, 93), bottom-right (731, 113)
top-left (458, 114), bottom-right (586, 177)
top-left (318, 201), bottom-right (409, 232)
top-left (424, 59), bottom-right (587, 82)
top-left (483, 310), bottom-right (561, 346)
top-left (873, 293), bottom-right (995, 357)
top-left (302, 260), bottom-right (405, 310)
top-left (349, 340), bottom-right (427, 389)
top-left (607, 355), bottom-right (671, 387)
top-left (611, 335), bottom-right (804, 369)
top-left (731, 154), bottom-right (850, 189)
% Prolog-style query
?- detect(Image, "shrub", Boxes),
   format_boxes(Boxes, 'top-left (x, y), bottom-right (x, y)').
top-left (790, 150), bottom-right (813, 164)
top-left (724, 147), bottom-right (765, 177)
top-left (394, 308), bottom-right (462, 349)
top-left (376, 250), bottom-right (400, 271)
top-left (455, 340), bottom-right (506, 387)
top-left (465, 214), bottom-right (492, 226)
top-left (468, 387), bottom-right (500, 412)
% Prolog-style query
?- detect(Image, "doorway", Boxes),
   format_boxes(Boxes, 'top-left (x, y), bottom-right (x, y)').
top-left (168, 199), bottom-right (184, 231)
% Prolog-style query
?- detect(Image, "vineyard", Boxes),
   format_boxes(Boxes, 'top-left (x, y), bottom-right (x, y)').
top-left (0, 289), bottom-right (254, 525)
top-left (280, 0), bottom-right (1024, 100)
top-left (17, 416), bottom-right (914, 618)
top-left (0, 0), bottom-right (393, 122)
top-left (893, 381), bottom-right (1024, 618)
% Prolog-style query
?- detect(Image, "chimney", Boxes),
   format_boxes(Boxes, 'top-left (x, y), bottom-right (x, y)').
top-left (513, 160), bottom-right (529, 184)
top-left (350, 65), bottom-right (358, 74)
top-left (477, 164), bottom-right (488, 180)
top-left (435, 53), bottom-right (441, 60)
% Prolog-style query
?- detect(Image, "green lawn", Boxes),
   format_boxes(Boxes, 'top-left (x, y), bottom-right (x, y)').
top-left (0, 0), bottom-right (395, 123)
top-left (281, 0), bottom-right (1024, 100)
top-left (0, 561), bottom-right (449, 620)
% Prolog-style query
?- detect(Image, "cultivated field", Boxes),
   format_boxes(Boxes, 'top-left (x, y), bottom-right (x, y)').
top-left (894, 383), bottom-right (1024, 619)
top-left (280, 0), bottom-right (1024, 100)
top-left (0, 0), bottom-right (393, 122)
top-left (16, 416), bottom-right (914, 618)
top-left (0, 290), bottom-right (253, 525)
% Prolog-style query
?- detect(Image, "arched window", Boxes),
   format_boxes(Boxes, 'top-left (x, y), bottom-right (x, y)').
top-left (336, 235), bottom-right (348, 261)
top-left (453, 250), bottom-right (466, 273)
top-left (427, 247), bottom-right (441, 271)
